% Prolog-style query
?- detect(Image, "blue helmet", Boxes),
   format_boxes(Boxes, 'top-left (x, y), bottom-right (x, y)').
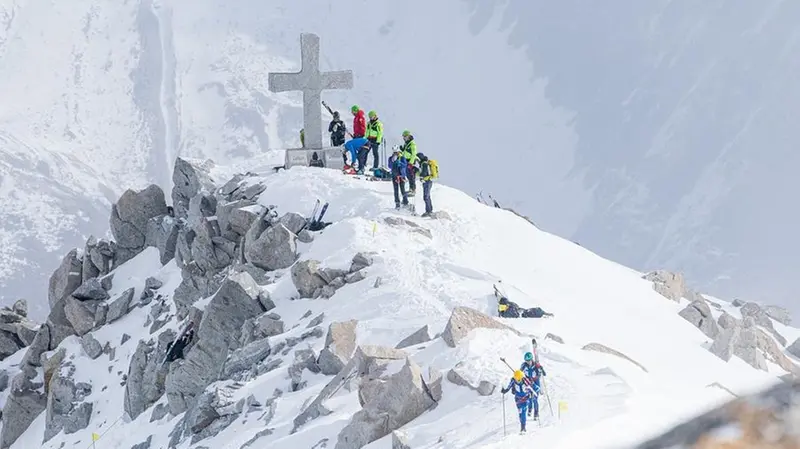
top-left (524, 352), bottom-right (533, 361)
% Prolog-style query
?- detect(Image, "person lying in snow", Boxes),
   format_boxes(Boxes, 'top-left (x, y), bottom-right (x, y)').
top-left (520, 351), bottom-right (546, 419)
top-left (497, 296), bottom-right (554, 319)
top-left (165, 322), bottom-right (195, 363)
top-left (501, 369), bottom-right (538, 433)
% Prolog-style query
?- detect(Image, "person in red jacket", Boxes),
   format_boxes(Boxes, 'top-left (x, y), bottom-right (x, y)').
top-left (350, 105), bottom-right (366, 138)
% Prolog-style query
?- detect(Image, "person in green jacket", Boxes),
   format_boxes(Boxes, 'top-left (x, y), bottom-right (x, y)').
top-left (364, 110), bottom-right (384, 170)
top-left (300, 128), bottom-right (305, 147)
top-left (401, 130), bottom-right (418, 196)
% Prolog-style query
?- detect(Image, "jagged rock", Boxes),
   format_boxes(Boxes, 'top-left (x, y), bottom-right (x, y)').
top-left (143, 277), bottom-right (163, 291)
top-left (11, 299), bottom-right (27, 318)
top-left (80, 333), bottom-right (103, 359)
top-left (124, 330), bottom-right (176, 420)
top-left (349, 252), bottom-right (375, 272)
top-left (145, 215), bottom-right (180, 265)
top-left (150, 403), bottom-right (170, 422)
top-left (344, 271), bottom-right (366, 284)
top-left (82, 236), bottom-right (115, 282)
top-left (101, 273), bottom-right (114, 291)
top-left (174, 226), bottom-right (196, 269)
top-left (678, 299), bottom-right (719, 339)
top-left (246, 223), bottom-right (298, 271)
top-left (642, 270), bottom-right (686, 302)
top-left (0, 332), bottom-right (21, 360)
top-left (121, 334), bottom-right (131, 345)
top-left (0, 370), bottom-right (7, 392)
top-left (172, 157), bottom-right (216, 220)
top-left (739, 302), bottom-right (786, 346)
top-left (131, 435), bottom-right (153, 449)
top-left (788, 338), bottom-right (800, 358)
top-left (447, 362), bottom-right (495, 396)
top-left (289, 349), bottom-right (321, 391)
top-left (291, 260), bottom-right (329, 298)
top-left (582, 343), bottom-right (649, 372)
top-left (395, 325), bottom-right (431, 349)
top-left (717, 312), bottom-right (739, 330)
top-left (442, 306), bottom-right (519, 347)
top-left (765, 305), bottom-right (791, 325)
top-left (71, 277), bottom-right (110, 301)
top-left (180, 386), bottom-right (242, 443)
top-left (257, 291), bottom-right (275, 311)
top-left (187, 192), bottom-right (218, 228)
top-left (240, 313), bottom-right (285, 346)
top-left (392, 430), bottom-right (411, 449)
top-left (731, 298), bottom-right (745, 307)
top-left (44, 366), bottom-right (93, 442)
top-left (64, 297), bottom-right (103, 336)
top-left (48, 249), bottom-right (83, 309)
top-left (221, 337), bottom-right (272, 379)
top-left (165, 273), bottom-right (264, 415)
top-left (278, 212), bottom-right (308, 234)
top-left (231, 263), bottom-right (270, 286)
top-left (11, 321), bottom-right (38, 347)
top-left (95, 302), bottom-right (109, 327)
top-left (217, 199), bottom-right (257, 238)
top-left (307, 313), bottom-right (325, 328)
top-left (173, 270), bottom-right (224, 319)
top-left (21, 324), bottom-right (50, 368)
top-left (107, 287), bottom-right (135, 324)
top-left (335, 359), bottom-right (438, 449)
top-left (318, 320), bottom-right (358, 375)
top-left (545, 333), bottom-right (564, 344)
top-left (710, 326), bottom-right (740, 361)
top-left (0, 373), bottom-right (47, 448)
top-left (319, 268), bottom-right (348, 284)
top-left (191, 217), bottom-right (233, 274)
top-left (111, 184), bottom-right (169, 264)
top-left (318, 285), bottom-right (337, 299)
top-left (46, 299), bottom-right (77, 350)
top-left (732, 320), bottom-right (768, 371)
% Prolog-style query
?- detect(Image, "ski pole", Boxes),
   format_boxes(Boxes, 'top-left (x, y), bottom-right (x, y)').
top-left (531, 339), bottom-right (555, 417)
top-left (502, 392), bottom-right (507, 437)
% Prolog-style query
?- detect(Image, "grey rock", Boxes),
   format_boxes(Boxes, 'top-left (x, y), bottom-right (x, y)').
top-left (739, 302), bottom-right (787, 346)
top-left (11, 299), bottom-right (27, 318)
top-left (64, 297), bottom-right (102, 336)
top-left (710, 325), bottom-right (741, 362)
top-left (145, 215), bottom-right (180, 265)
top-left (131, 435), bottom-right (153, 449)
top-left (718, 313), bottom-right (739, 330)
top-left (94, 302), bottom-right (109, 327)
top-left (246, 223), bottom-right (298, 271)
top-left (121, 333), bottom-right (131, 345)
top-left (101, 274), bottom-right (113, 291)
top-left (257, 291), bottom-right (275, 311)
top-left (678, 299), bottom-right (720, 339)
top-left (289, 349), bottom-right (320, 391)
top-left (231, 263), bottom-right (271, 286)
top-left (582, 342), bottom-right (649, 372)
top-left (732, 321), bottom-right (768, 371)
top-left (318, 320), bottom-right (358, 375)
top-left (241, 313), bottom-right (285, 346)
top-left (240, 428), bottom-right (275, 449)
top-left (395, 325), bottom-right (431, 349)
top-left (107, 287), bottom-right (135, 324)
top-left (731, 298), bottom-right (745, 307)
top-left (344, 270), bottom-right (366, 284)
top-left (173, 270), bottom-right (224, 319)
top-left (165, 273), bottom-right (263, 414)
top-left (217, 199), bottom-right (257, 237)
top-left (329, 277), bottom-right (346, 290)
top-left (318, 268), bottom-right (348, 284)
top-left (111, 184), bottom-right (169, 265)
top-left (349, 252), bottom-right (375, 272)
top-left (221, 337), bottom-right (272, 379)
top-left (765, 305), bottom-right (791, 325)
top-left (46, 298), bottom-right (77, 349)
top-left (642, 270), bottom-right (686, 302)
top-left (545, 333), bottom-right (565, 344)
top-left (13, 321), bottom-right (39, 346)
top-left (150, 403), bottom-right (170, 422)
top-left (71, 277), bottom-right (109, 301)
top-left (0, 331), bottom-right (21, 360)
top-left (788, 338), bottom-right (800, 358)
top-left (172, 157), bottom-right (217, 220)
top-left (0, 373), bottom-right (47, 448)
top-left (297, 229), bottom-right (314, 243)
top-left (447, 362), bottom-right (495, 396)
top-left (319, 285), bottom-right (337, 299)
top-left (442, 306), bottom-right (520, 347)
top-left (44, 366), bottom-right (93, 441)
top-left (278, 212), bottom-right (308, 235)
top-left (392, 431), bottom-right (411, 449)
top-left (307, 313), bottom-right (325, 328)
top-left (80, 333), bottom-right (103, 359)
top-left (145, 277), bottom-right (164, 290)
top-left (82, 236), bottom-right (115, 282)
top-left (291, 260), bottom-right (329, 297)
top-left (48, 248), bottom-right (83, 309)
top-left (187, 192), bottom-right (218, 228)
top-left (0, 370), bottom-right (7, 392)
top-left (21, 324), bottom-right (50, 367)
top-left (191, 218), bottom-right (232, 274)
top-left (124, 330), bottom-right (176, 420)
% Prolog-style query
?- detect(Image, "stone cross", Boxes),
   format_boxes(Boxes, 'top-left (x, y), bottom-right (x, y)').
top-left (268, 33), bottom-right (354, 150)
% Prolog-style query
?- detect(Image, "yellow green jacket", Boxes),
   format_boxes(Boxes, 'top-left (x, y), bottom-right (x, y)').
top-left (402, 139), bottom-right (418, 164)
top-left (366, 119), bottom-right (383, 142)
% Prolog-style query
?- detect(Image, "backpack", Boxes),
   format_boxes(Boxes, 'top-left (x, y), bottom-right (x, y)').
top-left (428, 159), bottom-right (439, 179)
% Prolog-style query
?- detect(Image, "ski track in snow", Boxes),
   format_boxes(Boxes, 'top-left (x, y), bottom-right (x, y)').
top-left (0, 167), bottom-right (789, 449)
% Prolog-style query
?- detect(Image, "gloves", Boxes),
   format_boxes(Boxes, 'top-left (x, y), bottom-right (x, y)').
top-left (500, 388), bottom-right (508, 394)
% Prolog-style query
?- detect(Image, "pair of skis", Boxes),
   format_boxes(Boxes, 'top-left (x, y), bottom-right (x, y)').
top-left (298, 199), bottom-right (329, 233)
top-left (477, 191), bottom-right (501, 208)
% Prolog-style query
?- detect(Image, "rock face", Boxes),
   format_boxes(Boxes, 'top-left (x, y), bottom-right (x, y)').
top-left (125, 330), bottom-right (176, 420)
top-left (172, 157), bottom-right (217, 220)
top-left (642, 270), bottom-right (690, 302)
top-left (335, 359), bottom-right (439, 449)
top-left (630, 380), bottom-right (800, 449)
top-left (708, 317), bottom-right (800, 375)
top-left (0, 304), bottom-right (39, 361)
top-left (738, 302), bottom-right (787, 346)
top-left (0, 372), bottom-right (47, 448)
top-left (318, 320), bottom-right (358, 375)
top-left (81, 236), bottom-right (116, 282)
top-left (110, 184), bottom-right (169, 265)
top-left (165, 272), bottom-right (264, 415)
top-left (765, 305), bottom-right (792, 325)
top-left (442, 306), bottom-right (519, 347)
top-left (145, 215), bottom-right (180, 265)
top-left (788, 338), bottom-right (800, 358)
top-left (709, 326), bottom-right (740, 362)
top-left (395, 325), bottom-right (431, 349)
top-left (48, 248), bottom-right (84, 308)
top-left (678, 300), bottom-right (720, 339)
top-left (44, 363), bottom-right (93, 442)
top-left (245, 223), bottom-right (298, 271)
top-left (291, 253), bottom-right (373, 299)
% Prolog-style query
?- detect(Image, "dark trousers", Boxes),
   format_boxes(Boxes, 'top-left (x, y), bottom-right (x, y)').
top-left (393, 178), bottom-right (408, 206)
top-left (407, 165), bottom-right (417, 192)
top-left (357, 147), bottom-right (370, 171)
top-left (423, 181), bottom-right (433, 213)
top-left (370, 141), bottom-right (380, 168)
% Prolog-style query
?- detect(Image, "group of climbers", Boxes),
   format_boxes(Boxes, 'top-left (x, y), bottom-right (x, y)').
top-left (501, 351), bottom-right (548, 434)
top-left (322, 102), bottom-right (439, 217)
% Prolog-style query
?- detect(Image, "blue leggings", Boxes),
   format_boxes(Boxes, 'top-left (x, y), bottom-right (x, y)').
top-left (516, 400), bottom-right (528, 430)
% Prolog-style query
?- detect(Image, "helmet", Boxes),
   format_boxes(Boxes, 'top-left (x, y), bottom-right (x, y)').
top-left (333, 111), bottom-right (340, 118)
top-left (402, 129), bottom-right (411, 137)
top-left (513, 370), bottom-right (524, 382)
top-left (351, 105), bottom-right (360, 113)
top-left (524, 352), bottom-right (533, 362)
top-left (368, 110), bottom-right (377, 119)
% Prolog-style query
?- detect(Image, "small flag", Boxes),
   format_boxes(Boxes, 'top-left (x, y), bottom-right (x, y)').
top-left (92, 432), bottom-right (100, 441)
top-left (558, 401), bottom-right (568, 412)
top-left (372, 222), bottom-right (377, 237)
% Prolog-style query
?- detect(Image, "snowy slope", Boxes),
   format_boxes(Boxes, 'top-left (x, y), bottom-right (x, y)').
top-left (1, 166), bottom-right (791, 449)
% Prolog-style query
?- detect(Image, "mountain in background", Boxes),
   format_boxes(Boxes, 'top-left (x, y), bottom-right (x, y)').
top-left (0, 0), bottom-right (797, 320)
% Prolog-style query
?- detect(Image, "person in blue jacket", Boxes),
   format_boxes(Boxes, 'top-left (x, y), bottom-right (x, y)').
top-left (520, 352), bottom-right (546, 419)
top-left (344, 137), bottom-right (369, 172)
top-left (500, 370), bottom-right (536, 433)
top-left (389, 147), bottom-right (409, 209)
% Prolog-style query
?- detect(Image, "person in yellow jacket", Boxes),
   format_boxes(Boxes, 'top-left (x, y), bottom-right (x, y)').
top-left (364, 110), bottom-right (384, 170)
top-left (400, 130), bottom-right (418, 196)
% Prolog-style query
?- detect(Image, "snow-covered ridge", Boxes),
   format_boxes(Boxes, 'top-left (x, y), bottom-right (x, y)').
top-left (0, 160), bottom-right (797, 449)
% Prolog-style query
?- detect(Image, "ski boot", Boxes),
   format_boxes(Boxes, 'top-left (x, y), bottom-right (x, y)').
top-left (533, 413), bottom-right (539, 421)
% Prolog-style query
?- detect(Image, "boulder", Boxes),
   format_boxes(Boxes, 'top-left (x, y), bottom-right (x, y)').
top-left (733, 320), bottom-right (768, 371)
top-left (172, 270), bottom-right (224, 319)
top-left (80, 333), bottom-right (103, 360)
top-left (145, 215), bottom-right (180, 265)
top-left (0, 373), bottom-right (47, 448)
top-left (165, 272), bottom-right (264, 414)
top-left (344, 270), bottom-right (366, 284)
top-left (245, 223), bottom-right (298, 271)
top-left (46, 299), bottom-right (78, 349)
top-left (318, 320), bottom-right (358, 375)
top-left (172, 157), bottom-right (216, 220)
top-left (107, 287), bottom-right (135, 323)
top-left (642, 270), bottom-right (686, 302)
top-left (191, 218), bottom-right (233, 275)
top-left (395, 325), bottom-right (431, 349)
top-left (717, 313), bottom-right (739, 330)
top-left (446, 362), bottom-right (495, 396)
top-left (231, 263), bottom-right (271, 286)
top-left (240, 313), bottom-right (285, 346)
top-left (221, 337), bottom-right (272, 380)
top-left (765, 305), bottom-right (792, 325)
top-left (678, 300), bottom-right (719, 339)
top-left (12, 299), bottom-right (27, 317)
top-left (82, 236), bottom-right (115, 282)
top-left (788, 338), bottom-right (800, 359)
top-left (739, 302), bottom-right (786, 346)
top-left (709, 326), bottom-right (740, 362)
top-left (581, 343), bottom-right (649, 372)
top-left (71, 277), bottom-right (110, 301)
top-left (442, 306), bottom-right (519, 347)
top-left (145, 277), bottom-right (164, 290)
top-left (278, 212), bottom-right (308, 234)
top-left (64, 297), bottom-right (103, 336)
top-left (124, 330), bottom-right (176, 420)
top-left (731, 298), bottom-right (745, 307)
top-left (291, 260), bottom-right (328, 298)
top-left (48, 249), bottom-right (83, 308)
top-left (335, 359), bottom-right (438, 449)
top-left (21, 324), bottom-right (51, 368)
top-left (111, 184), bottom-right (169, 264)
top-left (545, 333), bottom-right (565, 344)
top-left (44, 366), bottom-right (93, 442)
top-left (187, 192), bottom-right (218, 228)
top-left (0, 331), bottom-right (22, 360)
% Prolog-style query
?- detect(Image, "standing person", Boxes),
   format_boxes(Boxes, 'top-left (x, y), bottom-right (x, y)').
top-left (323, 101), bottom-right (347, 146)
top-left (500, 370), bottom-right (536, 434)
top-left (351, 105), bottom-right (366, 138)
top-left (389, 147), bottom-right (409, 209)
top-left (400, 130), bottom-right (418, 196)
top-left (300, 128), bottom-right (305, 147)
top-left (416, 153), bottom-right (437, 217)
top-left (520, 352), bottom-right (546, 420)
top-left (365, 110), bottom-right (384, 169)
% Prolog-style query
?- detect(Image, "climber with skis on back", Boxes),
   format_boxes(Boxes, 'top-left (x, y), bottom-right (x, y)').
top-left (165, 321), bottom-right (195, 363)
top-left (389, 147), bottom-right (409, 210)
top-left (501, 369), bottom-right (536, 433)
top-left (323, 101), bottom-right (347, 147)
top-left (416, 152), bottom-right (438, 217)
top-left (520, 352), bottom-right (546, 420)
top-left (400, 130), bottom-right (418, 196)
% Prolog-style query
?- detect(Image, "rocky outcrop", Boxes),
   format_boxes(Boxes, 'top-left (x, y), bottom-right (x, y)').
top-left (630, 379), bottom-right (800, 449)
top-left (124, 330), bottom-right (176, 420)
top-left (111, 184), bottom-right (169, 265)
top-left (707, 317), bottom-right (799, 374)
top-left (107, 287), bottom-right (135, 324)
top-left (80, 333), bottom-right (103, 360)
top-left (642, 270), bottom-right (696, 302)
top-left (678, 300), bottom-right (719, 339)
top-left (81, 236), bottom-right (116, 282)
top-left (44, 362), bottom-right (93, 442)
top-left (709, 326), bottom-right (740, 362)
top-left (48, 248), bottom-right (83, 308)
top-left (291, 253), bottom-right (373, 299)
top-left (170, 384), bottom-right (245, 446)
top-left (145, 215), bottom-right (180, 265)
top-left (447, 362), bottom-right (495, 396)
top-left (765, 305), bottom-right (791, 325)
top-left (221, 337), bottom-right (272, 380)
top-left (395, 325), bottom-right (431, 349)
top-left (244, 222), bottom-right (298, 271)
top-left (165, 272), bottom-right (265, 415)
top-left (0, 303), bottom-right (39, 361)
top-left (717, 312), bottom-right (738, 330)
top-left (442, 306), bottom-right (519, 347)
top-left (0, 372), bottom-right (47, 448)
top-left (240, 312), bottom-right (284, 346)
top-left (335, 358), bottom-right (440, 449)
top-left (739, 302), bottom-right (787, 346)
top-left (383, 216), bottom-right (433, 239)
top-left (788, 338), bottom-right (800, 359)
top-left (581, 343), bottom-right (648, 372)
top-left (172, 157), bottom-right (217, 220)
top-left (318, 320), bottom-right (358, 375)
